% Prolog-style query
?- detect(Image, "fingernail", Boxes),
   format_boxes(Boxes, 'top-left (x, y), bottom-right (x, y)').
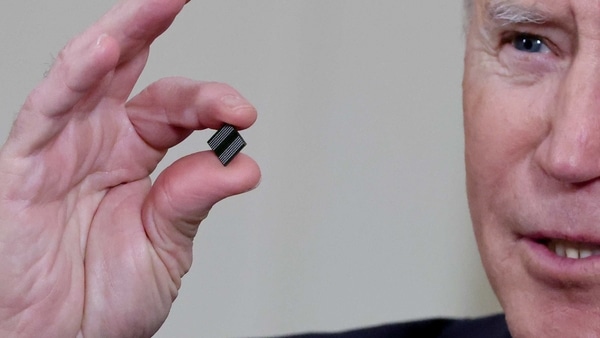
top-left (221, 95), bottom-right (244, 108)
top-left (96, 33), bottom-right (108, 47)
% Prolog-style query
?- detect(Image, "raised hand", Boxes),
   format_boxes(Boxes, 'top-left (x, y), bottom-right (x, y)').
top-left (0, 0), bottom-right (260, 336)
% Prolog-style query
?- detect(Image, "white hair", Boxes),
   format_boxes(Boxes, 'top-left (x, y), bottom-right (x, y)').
top-left (488, 1), bottom-right (548, 25)
top-left (464, 0), bottom-right (549, 26)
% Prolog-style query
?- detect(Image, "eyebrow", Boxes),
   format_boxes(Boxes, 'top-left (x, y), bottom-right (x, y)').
top-left (486, 0), bottom-right (549, 26)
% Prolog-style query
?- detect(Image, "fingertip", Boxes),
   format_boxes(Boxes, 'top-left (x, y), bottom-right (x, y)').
top-left (196, 152), bottom-right (261, 200)
top-left (230, 105), bottom-right (259, 131)
top-left (199, 84), bottom-right (257, 131)
top-left (153, 151), bottom-right (261, 215)
top-left (219, 94), bottom-right (258, 130)
top-left (221, 153), bottom-right (262, 193)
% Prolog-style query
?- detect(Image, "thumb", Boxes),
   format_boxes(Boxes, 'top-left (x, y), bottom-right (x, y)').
top-left (141, 151), bottom-right (260, 278)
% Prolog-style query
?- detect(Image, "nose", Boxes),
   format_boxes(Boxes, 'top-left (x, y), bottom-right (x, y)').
top-left (536, 58), bottom-right (600, 184)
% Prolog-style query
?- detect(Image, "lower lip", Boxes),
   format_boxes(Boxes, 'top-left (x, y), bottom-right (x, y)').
top-left (522, 238), bottom-right (600, 285)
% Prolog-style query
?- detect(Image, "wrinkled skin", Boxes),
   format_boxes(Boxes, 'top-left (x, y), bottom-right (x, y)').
top-left (465, 0), bottom-right (600, 337)
top-left (0, 0), bottom-right (260, 336)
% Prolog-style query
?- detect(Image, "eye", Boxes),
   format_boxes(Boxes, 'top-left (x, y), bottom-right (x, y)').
top-left (512, 33), bottom-right (551, 54)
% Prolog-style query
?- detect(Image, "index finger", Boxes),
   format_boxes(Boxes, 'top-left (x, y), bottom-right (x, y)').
top-left (31, 0), bottom-right (188, 115)
top-left (6, 0), bottom-right (189, 156)
top-left (87, 0), bottom-right (188, 64)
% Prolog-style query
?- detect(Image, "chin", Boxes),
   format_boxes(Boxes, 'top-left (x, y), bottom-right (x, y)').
top-left (475, 220), bottom-right (600, 337)
top-left (503, 296), bottom-right (600, 338)
top-left (481, 241), bottom-right (600, 338)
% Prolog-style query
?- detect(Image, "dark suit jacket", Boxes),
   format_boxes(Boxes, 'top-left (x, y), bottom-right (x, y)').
top-left (278, 314), bottom-right (511, 338)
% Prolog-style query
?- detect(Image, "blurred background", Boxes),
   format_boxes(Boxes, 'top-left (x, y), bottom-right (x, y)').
top-left (0, 1), bottom-right (501, 336)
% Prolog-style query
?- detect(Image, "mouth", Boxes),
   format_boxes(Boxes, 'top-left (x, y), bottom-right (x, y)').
top-left (538, 239), bottom-right (600, 260)
top-left (520, 234), bottom-right (600, 285)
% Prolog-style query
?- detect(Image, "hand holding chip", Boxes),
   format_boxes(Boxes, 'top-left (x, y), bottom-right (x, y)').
top-left (0, 0), bottom-right (260, 336)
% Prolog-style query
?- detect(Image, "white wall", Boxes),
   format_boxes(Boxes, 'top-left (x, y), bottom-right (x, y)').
top-left (0, 1), bottom-right (501, 336)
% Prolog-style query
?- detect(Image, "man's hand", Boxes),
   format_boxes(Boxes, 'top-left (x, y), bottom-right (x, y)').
top-left (0, 0), bottom-right (261, 336)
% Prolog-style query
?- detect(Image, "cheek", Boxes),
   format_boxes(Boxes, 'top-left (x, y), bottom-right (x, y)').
top-left (462, 76), bottom-right (556, 314)
top-left (462, 75), bottom-right (559, 281)
top-left (463, 78), bottom-right (552, 215)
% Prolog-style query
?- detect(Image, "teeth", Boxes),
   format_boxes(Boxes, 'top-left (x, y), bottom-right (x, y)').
top-left (547, 240), bottom-right (600, 260)
top-left (580, 249), bottom-right (593, 259)
top-left (565, 247), bottom-right (579, 259)
top-left (555, 242), bottom-right (566, 258)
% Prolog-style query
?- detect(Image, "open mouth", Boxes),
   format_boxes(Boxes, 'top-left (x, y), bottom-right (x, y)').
top-left (539, 239), bottom-right (600, 260)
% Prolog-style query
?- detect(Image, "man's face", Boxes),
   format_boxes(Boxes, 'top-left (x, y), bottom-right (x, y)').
top-left (464, 0), bottom-right (600, 336)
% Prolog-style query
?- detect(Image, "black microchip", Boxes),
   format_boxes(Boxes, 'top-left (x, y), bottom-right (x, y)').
top-left (207, 124), bottom-right (247, 166)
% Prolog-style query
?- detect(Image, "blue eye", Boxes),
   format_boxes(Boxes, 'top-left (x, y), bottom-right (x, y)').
top-left (512, 34), bottom-right (549, 53)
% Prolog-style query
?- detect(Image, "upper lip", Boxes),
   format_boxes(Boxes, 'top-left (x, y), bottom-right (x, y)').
top-left (522, 230), bottom-right (600, 246)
